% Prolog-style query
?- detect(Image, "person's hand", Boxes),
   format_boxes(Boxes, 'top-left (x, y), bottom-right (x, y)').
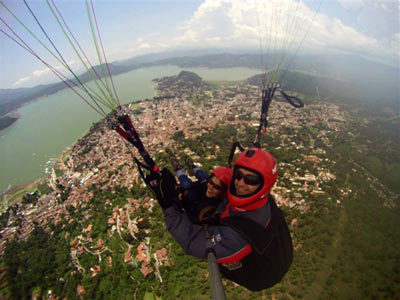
top-left (145, 170), bottom-right (162, 200)
top-left (159, 168), bottom-right (179, 208)
top-left (146, 168), bottom-right (179, 209)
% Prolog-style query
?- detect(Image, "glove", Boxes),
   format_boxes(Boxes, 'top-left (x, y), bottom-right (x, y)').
top-left (146, 168), bottom-right (179, 209)
top-left (145, 170), bottom-right (162, 201)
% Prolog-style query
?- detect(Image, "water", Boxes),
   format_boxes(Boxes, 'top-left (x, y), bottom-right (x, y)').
top-left (0, 65), bottom-right (260, 193)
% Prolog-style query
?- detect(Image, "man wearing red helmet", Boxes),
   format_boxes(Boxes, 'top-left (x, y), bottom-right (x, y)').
top-left (227, 147), bottom-right (278, 210)
top-left (152, 148), bottom-right (293, 291)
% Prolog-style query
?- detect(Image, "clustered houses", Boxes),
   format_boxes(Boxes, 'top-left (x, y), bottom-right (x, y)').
top-left (123, 241), bottom-right (168, 278)
top-left (107, 199), bottom-right (152, 237)
top-left (0, 192), bottom-right (63, 254)
top-left (67, 195), bottom-right (166, 279)
top-left (0, 73), bottom-right (348, 279)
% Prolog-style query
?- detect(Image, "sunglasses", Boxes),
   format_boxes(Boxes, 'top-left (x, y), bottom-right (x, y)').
top-left (234, 169), bottom-right (261, 186)
top-left (207, 175), bottom-right (225, 190)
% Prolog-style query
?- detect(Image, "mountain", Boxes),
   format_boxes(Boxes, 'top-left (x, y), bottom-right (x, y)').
top-left (155, 53), bottom-right (399, 111)
top-left (0, 85), bottom-right (52, 116)
top-left (0, 63), bottom-right (131, 117)
top-left (1, 52), bottom-right (398, 119)
top-left (247, 71), bottom-right (358, 104)
top-left (289, 54), bottom-right (399, 109)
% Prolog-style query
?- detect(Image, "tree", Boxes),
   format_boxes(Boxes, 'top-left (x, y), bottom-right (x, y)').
top-left (172, 130), bottom-right (185, 142)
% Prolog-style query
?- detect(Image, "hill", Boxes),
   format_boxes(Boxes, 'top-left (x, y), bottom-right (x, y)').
top-left (156, 53), bottom-right (399, 111)
top-left (0, 63), bottom-right (131, 118)
top-left (1, 52), bottom-right (398, 122)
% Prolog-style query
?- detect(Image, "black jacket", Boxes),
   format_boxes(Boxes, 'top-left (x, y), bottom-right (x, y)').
top-left (165, 193), bottom-right (293, 290)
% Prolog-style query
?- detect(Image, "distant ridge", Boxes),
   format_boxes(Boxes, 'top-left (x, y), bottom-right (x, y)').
top-left (247, 71), bottom-right (357, 104)
top-left (1, 52), bottom-right (398, 118)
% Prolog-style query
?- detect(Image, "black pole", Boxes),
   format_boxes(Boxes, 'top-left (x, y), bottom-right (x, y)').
top-left (204, 225), bottom-right (226, 300)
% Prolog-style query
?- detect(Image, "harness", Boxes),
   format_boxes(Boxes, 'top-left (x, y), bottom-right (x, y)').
top-left (219, 196), bottom-right (293, 291)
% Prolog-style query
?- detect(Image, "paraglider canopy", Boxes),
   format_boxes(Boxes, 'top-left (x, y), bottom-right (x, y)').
top-left (253, 0), bottom-right (323, 87)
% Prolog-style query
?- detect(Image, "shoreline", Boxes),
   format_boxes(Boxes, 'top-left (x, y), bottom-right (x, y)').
top-left (0, 112), bottom-right (22, 134)
top-left (0, 119), bottom-right (89, 210)
top-left (0, 179), bottom-right (40, 212)
top-left (0, 126), bottom-right (86, 211)
top-left (0, 91), bottom-right (67, 134)
top-left (0, 98), bottom-right (141, 211)
top-left (0, 67), bottom-right (247, 211)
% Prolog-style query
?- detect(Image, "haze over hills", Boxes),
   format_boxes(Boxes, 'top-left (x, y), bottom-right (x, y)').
top-left (1, 51), bottom-right (398, 122)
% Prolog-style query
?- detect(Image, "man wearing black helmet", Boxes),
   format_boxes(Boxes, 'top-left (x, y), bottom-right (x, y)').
top-left (151, 148), bottom-right (293, 291)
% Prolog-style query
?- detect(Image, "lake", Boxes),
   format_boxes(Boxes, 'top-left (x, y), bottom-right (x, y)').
top-left (0, 65), bottom-right (261, 193)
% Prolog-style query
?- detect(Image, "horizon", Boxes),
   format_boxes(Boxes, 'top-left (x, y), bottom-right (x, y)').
top-left (1, 49), bottom-right (398, 91)
top-left (1, 0), bottom-right (399, 90)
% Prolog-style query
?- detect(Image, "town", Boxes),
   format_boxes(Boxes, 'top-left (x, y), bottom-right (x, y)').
top-left (0, 71), bottom-right (351, 296)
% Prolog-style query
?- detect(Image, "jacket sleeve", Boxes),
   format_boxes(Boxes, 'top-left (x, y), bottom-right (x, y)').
top-left (163, 206), bottom-right (252, 263)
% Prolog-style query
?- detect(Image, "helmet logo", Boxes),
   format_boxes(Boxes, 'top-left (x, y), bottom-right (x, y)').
top-left (233, 206), bottom-right (246, 212)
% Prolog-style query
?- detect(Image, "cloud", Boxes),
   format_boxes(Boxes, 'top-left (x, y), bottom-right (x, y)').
top-left (13, 76), bottom-right (31, 87)
top-left (31, 60), bottom-right (77, 77)
top-left (12, 60), bottom-right (78, 87)
top-left (336, 0), bottom-right (365, 11)
top-left (138, 43), bottom-right (151, 50)
top-left (32, 67), bottom-right (52, 77)
top-left (178, 0), bottom-right (236, 43)
top-left (357, 2), bottom-right (399, 39)
top-left (77, 0), bottom-right (400, 67)
top-left (164, 0), bottom-right (399, 65)
top-left (174, 0), bottom-right (256, 48)
top-left (123, 37), bottom-right (154, 55)
top-left (337, 0), bottom-right (399, 40)
top-left (317, 1), bottom-right (399, 63)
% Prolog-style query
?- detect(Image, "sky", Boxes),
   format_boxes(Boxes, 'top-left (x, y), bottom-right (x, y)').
top-left (0, 0), bottom-right (399, 89)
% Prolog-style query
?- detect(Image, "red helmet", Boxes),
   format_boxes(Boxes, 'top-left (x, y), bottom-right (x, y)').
top-left (228, 148), bottom-right (277, 209)
top-left (211, 166), bottom-right (233, 187)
